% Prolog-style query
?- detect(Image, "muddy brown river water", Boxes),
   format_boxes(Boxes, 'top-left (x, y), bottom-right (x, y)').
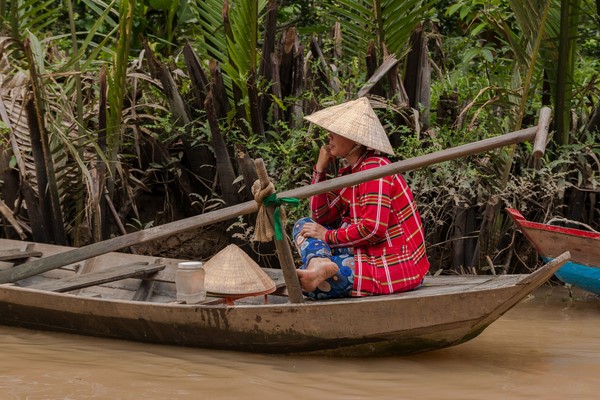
top-left (0, 286), bottom-right (598, 400)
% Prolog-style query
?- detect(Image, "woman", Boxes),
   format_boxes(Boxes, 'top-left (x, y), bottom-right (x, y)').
top-left (294, 97), bottom-right (430, 299)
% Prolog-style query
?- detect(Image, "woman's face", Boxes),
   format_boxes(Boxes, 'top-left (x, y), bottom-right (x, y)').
top-left (327, 132), bottom-right (357, 158)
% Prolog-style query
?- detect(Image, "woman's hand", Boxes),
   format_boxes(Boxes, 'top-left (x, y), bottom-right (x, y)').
top-left (315, 145), bottom-right (334, 172)
top-left (300, 222), bottom-right (328, 241)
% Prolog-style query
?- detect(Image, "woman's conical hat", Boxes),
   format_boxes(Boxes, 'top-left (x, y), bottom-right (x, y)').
top-left (304, 97), bottom-right (394, 155)
top-left (203, 244), bottom-right (276, 298)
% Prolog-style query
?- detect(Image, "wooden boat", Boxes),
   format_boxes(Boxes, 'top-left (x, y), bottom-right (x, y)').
top-left (0, 238), bottom-right (569, 356)
top-left (0, 108), bottom-right (557, 355)
top-left (507, 208), bottom-right (600, 295)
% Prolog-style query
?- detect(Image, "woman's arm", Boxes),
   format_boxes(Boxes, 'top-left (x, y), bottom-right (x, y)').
top-left (325, 175), bottom-right (393, 247)
top-left (309, 145), bottom-right (344, 225)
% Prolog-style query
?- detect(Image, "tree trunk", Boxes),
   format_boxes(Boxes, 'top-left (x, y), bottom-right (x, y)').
top-left (25, 37), bottom-right (67, 245)
top-left (270, 52), bottom-right (283, 123)
top-left (208, 60), bottom-right (230, 119)
top-left (465, 206), bottom-right (477, 268)
top-left (451, 199), bottom-right (467, 272)
top-left (259, 0), bottom-right (278, 122)
top-left (279, 27), bottom-right (297, 99)
top-left (247, 70), bottom-right (265, 138)
top-left (144, 42), bottom-right (214, 200)
top-left (585, 103), bottom-right (600, 134)
top-left (365, 40), bottom-right (385, 97)
top-left (310, 36), bottom-right (340, 94)
top-left (182, 42), bottom-right (209, 112)
top-left (290, 42), bottom-right (305, 128)
top-left (205, 91), bottom-right (241, 207)
top-left (404, 24), bottom-right (431, 130)
top-left (554, 0), bottom-right (580, 145)
top-left (94, 65), bottom-right (108, 242)
top-left (25, 98), bottom-right (65, 244)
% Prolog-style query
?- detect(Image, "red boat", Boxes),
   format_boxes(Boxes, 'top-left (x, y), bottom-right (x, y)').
top-left (507, 208), bottom-right (600, 295)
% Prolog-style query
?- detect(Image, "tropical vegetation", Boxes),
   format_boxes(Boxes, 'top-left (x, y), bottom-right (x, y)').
top-left (0, 0), bottom-right (598, 275)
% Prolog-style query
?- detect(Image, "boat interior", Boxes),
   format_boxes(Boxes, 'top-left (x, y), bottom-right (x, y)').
top-left (0, 239), bottom-right (523, 306)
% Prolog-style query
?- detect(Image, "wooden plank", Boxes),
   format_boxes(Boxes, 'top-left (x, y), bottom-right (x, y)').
top-left (0, 118), bottom-right (548, 284)
top-left (523, 229), bottom-right (600, 267)
top-left (263, 268), bottom-right (288, 296)
top-left (132, 279), bottom-right (155, 302)
top-left (423, 275), bottom-right (492, 286)
top-left (30, 262), bottom-right (166, 293)
top-left (0, 248), bottom-right (43, 261)
top-left (263, 268), bottom-right (286, 288)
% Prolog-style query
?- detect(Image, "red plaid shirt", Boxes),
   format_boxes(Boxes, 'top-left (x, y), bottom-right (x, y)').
top-left (310, 151), bottom-right (429, 296)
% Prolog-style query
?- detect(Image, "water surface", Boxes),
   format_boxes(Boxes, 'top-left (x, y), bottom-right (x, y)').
top-left (1, 286), bottom-right (598, 399)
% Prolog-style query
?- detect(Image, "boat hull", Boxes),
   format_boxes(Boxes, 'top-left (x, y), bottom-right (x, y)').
top-left (553, 261), bottom-right (600, 296)
top-left (0, 275), bottom-right (545, 356)
top-left (0, 238), bottom-right (568, 356)
top-left (507, 208), bottom-right (600, 296)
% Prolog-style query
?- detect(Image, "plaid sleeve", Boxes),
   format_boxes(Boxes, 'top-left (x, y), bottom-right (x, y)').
top-left (325, 174), bottom-right (393, 247)
top-left (309, 167), bottom-right (343, 225)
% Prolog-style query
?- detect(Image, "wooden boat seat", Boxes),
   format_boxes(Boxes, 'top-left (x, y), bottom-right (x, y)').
top-left (262, 268), bottom-right (285, 287)
top-left (30, 261), bottom-right (166, 293)
top-left (0, 247), bottom-right (43, 262)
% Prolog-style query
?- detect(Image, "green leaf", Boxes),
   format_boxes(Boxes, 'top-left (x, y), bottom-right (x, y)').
top-left (446, 3), bottom-right (463, 16)
top-left (470, 21), bottom-right (488, 37)
top-left (482, 48), bottom-right (494, 63)
top-left (26, 31), bottom-right (46, 75)
top-left (149, 0), bottom-right (172, 11)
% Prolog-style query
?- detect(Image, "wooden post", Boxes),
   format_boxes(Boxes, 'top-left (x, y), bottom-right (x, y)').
top-left (533, 107), bottom-right (552, 159)
top-left (254, 159), bottom-right (305, 304)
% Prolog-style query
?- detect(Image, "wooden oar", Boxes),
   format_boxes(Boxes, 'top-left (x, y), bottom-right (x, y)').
top-left (0, 107), bottom-right (551, 284)
top-left (254, 158), bottom-right (304, 303)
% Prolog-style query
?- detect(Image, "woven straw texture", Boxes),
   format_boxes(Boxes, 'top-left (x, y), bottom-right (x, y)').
top-left (304, 97), bottom-right (394, 155)
top-left (203, 244), bottom-right (276, 297)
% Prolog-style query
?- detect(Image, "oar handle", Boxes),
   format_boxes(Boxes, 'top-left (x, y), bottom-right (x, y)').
top-left (532, 107), bottom-right (552, 159)
top-left (254, 158), bottom-right (270, 190)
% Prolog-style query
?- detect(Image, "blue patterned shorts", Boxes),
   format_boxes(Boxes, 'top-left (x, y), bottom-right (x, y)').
top-left (292, 218), bottom-right (354, 299)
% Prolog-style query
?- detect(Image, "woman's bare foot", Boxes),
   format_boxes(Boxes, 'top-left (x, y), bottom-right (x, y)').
top-left (297, 257), bottom-right (338, 292)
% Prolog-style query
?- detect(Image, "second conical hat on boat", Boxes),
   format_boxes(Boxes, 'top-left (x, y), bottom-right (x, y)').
top-left (304, 97), bottom-right (394, 155)
top-left (203, 244), bottom-right (276, 297)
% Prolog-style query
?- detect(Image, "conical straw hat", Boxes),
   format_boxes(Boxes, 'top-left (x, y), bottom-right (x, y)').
top-left (304, 97), bottom-right (394, 155)
top-left (203, 244), bottom-right (276, 298)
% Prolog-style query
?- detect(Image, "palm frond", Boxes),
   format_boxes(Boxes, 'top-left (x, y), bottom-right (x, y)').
top-left (106, 0), bottom-right (134, 163)
top-left (13, 0), bottom-right (61, 39)
top-left (327, 0), bottom-right (375, 61)
top-left (502, 1), bottom-right (550, 124)
top-left (382, 0), bottom-right (435, 56)
top-left (80, 0), bottom-right (119, 27)
top-left (223, 1), bottom-right (267, 92)
top-left (59, 0), bottom-right (119, 72)
top-left (326, 0), bottom-right (433, 64)
top-left (227, 1), bottom-right (256, 75)
top-left (189, 0), bottom-right (229, 64)
top-left (508, 0), bottom-right (560, 64)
